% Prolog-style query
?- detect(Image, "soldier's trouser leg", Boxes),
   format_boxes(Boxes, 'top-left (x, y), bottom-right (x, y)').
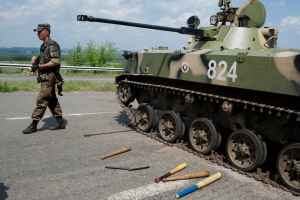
top-left (48, 83), bottom-right (63, 118)
top-left (24, 80), bottom-right (52, 134)
top-left (48, 83), bottom-right (65, 130)
top-left (32, 79), bottom-right (62, 121)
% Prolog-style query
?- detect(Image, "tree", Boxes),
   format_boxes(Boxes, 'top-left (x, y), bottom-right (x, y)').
top-left (97, 41), bottom-right (119, 66)
top-left (85, 40), bottom-right (119, 67)
top-left (66, 43), bottom-right (86, 66)
top-left (66, 40), bottom-right (119, 67)
top-left (85, 40), bottom-right (98, 67)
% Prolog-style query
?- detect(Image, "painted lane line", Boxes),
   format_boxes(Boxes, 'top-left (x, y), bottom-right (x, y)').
top-left (107, 180), bottom-right (189, 200)
top-left (6, 117), bottom-right (34, 120)
top-left (6, 111), bottom-right (118, 120)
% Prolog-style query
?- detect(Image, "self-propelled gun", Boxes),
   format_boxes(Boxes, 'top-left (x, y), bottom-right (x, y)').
top-left (78, 0), bottom-right (300, 192)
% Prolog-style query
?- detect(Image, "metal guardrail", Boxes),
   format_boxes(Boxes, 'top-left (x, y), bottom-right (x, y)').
top-left (0, 63), bottom-right (123, 71)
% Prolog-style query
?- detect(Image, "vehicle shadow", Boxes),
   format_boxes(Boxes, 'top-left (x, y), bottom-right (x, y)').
top-left (0, 183), bottom-right (9, 200)
top-left (113, 110), bottom-right (134, 125)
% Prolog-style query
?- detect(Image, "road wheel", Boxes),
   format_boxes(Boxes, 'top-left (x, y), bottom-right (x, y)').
top-left (135, 103), bottom-right (157, 132)
top-left (276, 143), bottom-right (300, 192)
top-left (188, 118), bottom-right (219, 155)
top-left (117, 82), bottom-right (135, 106)
top-left (158, 111), bottom-right (183, 143)
top-left (226, 129), bottom-right (264, 171)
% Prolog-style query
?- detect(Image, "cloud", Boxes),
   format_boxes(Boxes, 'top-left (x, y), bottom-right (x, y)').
top-left (97, 7), bottom-right (142, 19)
top-left (280, 16), bottom-right (300, 35)
top-left (0, 0), bottom-right (299, 49)
top-left (278, 0), bottom-right (286, 6)
top-left (270, 0), bottom-right (286, 6)
top-left (281, 16), bottom-right (300, 27)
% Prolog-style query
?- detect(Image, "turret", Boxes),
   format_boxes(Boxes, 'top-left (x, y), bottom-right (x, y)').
top-left (77, 0), bottom-right (279, 50)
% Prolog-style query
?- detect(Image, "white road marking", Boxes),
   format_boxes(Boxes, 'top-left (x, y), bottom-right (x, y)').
top-left (107, 180), bottom-right (189, 200)
top-left (5, 111), bottom-right (118, 120)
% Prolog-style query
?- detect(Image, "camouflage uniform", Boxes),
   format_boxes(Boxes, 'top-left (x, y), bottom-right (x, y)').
top-left (23, 23), bottom-right (65, 134)
top-left (31, 38), bottom-right (63, 121)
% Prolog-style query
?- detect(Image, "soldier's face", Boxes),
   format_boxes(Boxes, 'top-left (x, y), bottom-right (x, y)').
top-left (37, 30), bottom-right (49, 41)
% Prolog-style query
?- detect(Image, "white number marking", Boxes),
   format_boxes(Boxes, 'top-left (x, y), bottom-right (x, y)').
top-left (207, 60), bottom-right (237, 82)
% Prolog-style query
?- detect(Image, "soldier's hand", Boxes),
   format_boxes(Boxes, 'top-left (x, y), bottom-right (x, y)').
top-left (31, 56), bottom-right (37, 65)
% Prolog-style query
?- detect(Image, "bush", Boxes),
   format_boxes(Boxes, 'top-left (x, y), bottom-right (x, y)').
top-left (66, 40), bottom-right (119, 67)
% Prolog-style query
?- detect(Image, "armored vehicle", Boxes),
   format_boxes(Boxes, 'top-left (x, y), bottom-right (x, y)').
top-left (78, 0), bottom-right (300, 192)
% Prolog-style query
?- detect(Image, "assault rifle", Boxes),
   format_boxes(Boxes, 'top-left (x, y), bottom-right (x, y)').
top-left (31, 56), bottom-right (40, 73)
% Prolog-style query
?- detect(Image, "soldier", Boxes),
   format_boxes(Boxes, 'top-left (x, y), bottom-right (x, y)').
top-left (218, 0), bottom-right (231, 12)
top-left (22, 24), bottom-right (66, 134)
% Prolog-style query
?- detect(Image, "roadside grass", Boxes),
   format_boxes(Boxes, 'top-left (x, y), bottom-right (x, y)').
top-left (0, 60), bottom-right (121, 92)
top-left (0, 80), bottom-right (117, 93)
top-left (64, 80), bottom-right (117, 92)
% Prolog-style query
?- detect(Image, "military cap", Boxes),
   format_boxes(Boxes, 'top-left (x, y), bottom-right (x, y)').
top-left (33, 24), bottom-right (51, 32)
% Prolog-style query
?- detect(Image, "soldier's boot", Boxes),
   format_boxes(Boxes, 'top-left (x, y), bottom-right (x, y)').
top-left (49, 117), bottom-right (66, 130)
top-left (22, 120), bottom-right (38, 134)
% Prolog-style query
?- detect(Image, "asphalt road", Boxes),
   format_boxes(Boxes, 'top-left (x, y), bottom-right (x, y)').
top-left (0, 91), bottom-right (297, 200)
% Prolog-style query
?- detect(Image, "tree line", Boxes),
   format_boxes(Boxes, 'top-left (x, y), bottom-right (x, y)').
top-left (66, 40), bottom-right (119, 67)
top-left (0, 40), bottom-right (121, 67)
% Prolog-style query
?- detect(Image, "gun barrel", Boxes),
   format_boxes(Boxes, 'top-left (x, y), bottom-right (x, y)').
top-left (77, 15), bottom-right (204, 36)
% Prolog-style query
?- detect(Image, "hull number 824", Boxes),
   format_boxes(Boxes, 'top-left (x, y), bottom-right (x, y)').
top-left (207, 60), bottom-right (237, 82)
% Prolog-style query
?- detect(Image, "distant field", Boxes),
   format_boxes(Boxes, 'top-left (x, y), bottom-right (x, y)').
top-left (0, 60), bottom-right (120, 66)
top-left (0, 60), bottom-right (68, 65)
top-left (0, 60), bottom-right (30, 64)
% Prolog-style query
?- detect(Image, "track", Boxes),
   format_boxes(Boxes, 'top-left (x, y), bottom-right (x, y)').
top-left (116, 80), bottom-right (300, 196)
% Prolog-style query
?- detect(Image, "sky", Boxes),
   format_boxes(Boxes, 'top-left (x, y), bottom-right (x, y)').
top-left (0, 0), bottom-right (300, 51)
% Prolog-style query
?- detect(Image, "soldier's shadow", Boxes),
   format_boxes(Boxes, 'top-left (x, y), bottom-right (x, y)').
top-left (38, 117), bottom-right (68, 131)
top-left (0, 183), bottom-right (9, 200)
